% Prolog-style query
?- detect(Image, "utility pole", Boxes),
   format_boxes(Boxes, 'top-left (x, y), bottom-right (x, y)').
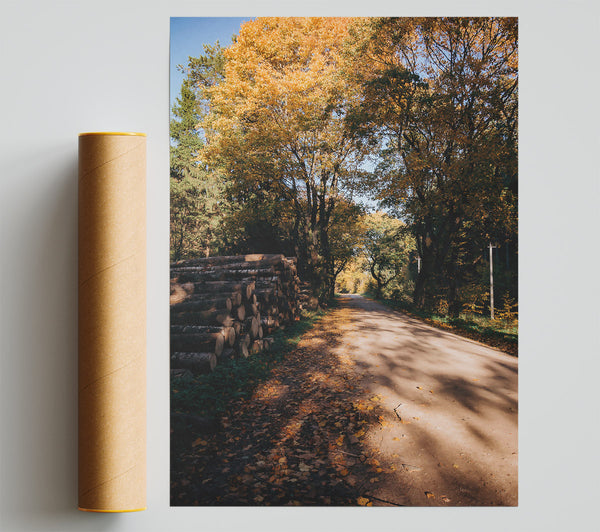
top-left (489, 243), bottom-right (497, 320)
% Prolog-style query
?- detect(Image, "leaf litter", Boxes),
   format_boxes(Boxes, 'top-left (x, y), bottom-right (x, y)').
top-left (171, 308), bottom-right (397, 506)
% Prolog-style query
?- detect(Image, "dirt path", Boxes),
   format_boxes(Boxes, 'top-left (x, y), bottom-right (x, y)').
top-left (172, 295), bottom-right (517, 506)
top-left (334, 294), bottom-right (518, 506)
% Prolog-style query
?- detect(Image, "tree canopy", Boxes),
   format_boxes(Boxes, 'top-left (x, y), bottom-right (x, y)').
top-left (345, 17), bottom-right (518, 314)
top-left (170, 16), bottom-right (518, 318)
top-left (170, 44), bottom-right (228, 261)
top-left (201, 17), bottom-right (371, 301)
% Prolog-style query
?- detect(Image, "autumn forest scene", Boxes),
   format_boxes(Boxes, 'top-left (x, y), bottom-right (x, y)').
top-left (170, 17), bottom-right (518, 506)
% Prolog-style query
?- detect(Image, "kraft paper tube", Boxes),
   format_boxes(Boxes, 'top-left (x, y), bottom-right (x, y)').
top-left (78, 132), bottom-right (146, 512)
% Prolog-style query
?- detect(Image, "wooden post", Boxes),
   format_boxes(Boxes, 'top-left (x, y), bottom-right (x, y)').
top-left (489, 243), bottom-right (495, 320)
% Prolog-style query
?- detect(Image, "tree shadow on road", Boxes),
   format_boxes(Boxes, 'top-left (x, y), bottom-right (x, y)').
top-left (336, 296), bottom-right (518, 506)
top-left (171, 296), bottom-right (518, 506)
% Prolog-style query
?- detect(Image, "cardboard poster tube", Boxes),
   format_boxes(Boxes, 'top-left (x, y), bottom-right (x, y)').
top-left (78, 132), bottom-right (146, 512)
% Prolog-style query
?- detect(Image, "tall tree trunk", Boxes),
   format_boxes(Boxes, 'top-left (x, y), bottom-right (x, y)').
top-left (376, 279), bottom-right (383, 299)
top-left (330, 272), bottom-right (338, 299)
top-left (413, 234), bottom-right (434, 309)
top-left (447, 268), bottom-right (461, 318)
top-left (319, 221), bottom-right (332, 303)
top-left (414, 271), bottom-right (425, 308)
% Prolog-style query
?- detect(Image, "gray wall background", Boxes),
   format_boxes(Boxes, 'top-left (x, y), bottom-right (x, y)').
top-left (1, 1), bottom-right (598, 530)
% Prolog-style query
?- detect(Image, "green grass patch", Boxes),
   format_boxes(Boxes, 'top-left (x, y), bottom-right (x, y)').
top-left (170, 308), bottom-right (328, 420)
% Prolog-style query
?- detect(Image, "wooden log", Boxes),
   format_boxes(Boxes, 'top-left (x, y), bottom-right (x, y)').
top-left (232, 321), bottom-right (242, 336)
top-left (179, 288), bottom-right (240, 301)
top-left (250, 340), bottom-right (263, 355)
top-left (255, 285), bottom-right (279, 294)
top-left (237, 334), bottom-right (250, 358)
top-left (170, 311), bottom-right (233, 327)
top-left (190, 281), bottom-right (255, 299)
top-left (170, 267), bottom-right (276, 282)
top-left (170, 324), bottom-right (228, 336)
top-left (255, 289), bottom-right (278, 305)
top-left (173, 260), bottom-right (285, 272)
top-left (171, 254), bottom-right (285, 268)
top-left (171, 352), bottom-right (217, 374)
top-left (263, 337), bottom-right (275, 351)
top-left (170, 333), bottom-right (224, 357)
top-left (178, 293), bottom-right (236, 307)
top-left (233, 305), bottom-right (246, 322)
top-left (244, 316), bottom-right (260, 339)
top-left (231, 291), bottom-right (242, 307)
top-left (181, 287), bottom-right (242, 304)
top-left (170, 297), bottom-right (232, 313)
top-left (169, 281), bottom-right (194, 305)
top-left (224, 326), bottom-right (236, 347)
top-left (178, 278), bottom-right (277, 290)
top-left (171, 325), bottom-right (234, 347)
top-left (171, 330), bottom-right (227, 343)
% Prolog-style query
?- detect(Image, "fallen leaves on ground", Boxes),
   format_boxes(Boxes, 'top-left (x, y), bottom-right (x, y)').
top-left (171, 308), bottom-right (391, 506)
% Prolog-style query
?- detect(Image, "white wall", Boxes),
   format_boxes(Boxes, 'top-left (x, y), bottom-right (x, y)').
top-left (1, 1), bottom-right (598, 531)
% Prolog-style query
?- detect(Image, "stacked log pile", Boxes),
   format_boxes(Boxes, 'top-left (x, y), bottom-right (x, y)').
top-left (170, 254), bottom-right (301, 375)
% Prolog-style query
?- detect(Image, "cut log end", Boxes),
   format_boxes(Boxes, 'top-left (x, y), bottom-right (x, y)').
top-left (171, 352), bottom-right (217, 375)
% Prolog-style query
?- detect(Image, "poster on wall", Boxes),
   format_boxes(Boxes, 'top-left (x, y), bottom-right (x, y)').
top-left (169, 17), bottom-right (518, 506)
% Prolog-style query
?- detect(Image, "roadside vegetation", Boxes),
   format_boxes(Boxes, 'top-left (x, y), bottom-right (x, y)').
top-left (367, 293), bottom-right (518, 356)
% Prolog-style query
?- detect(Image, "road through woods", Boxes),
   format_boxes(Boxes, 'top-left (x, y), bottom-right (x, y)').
top-left (172, 294), bottom-right (517, 506)
top-left (332, 295), bottom-right (517, 506)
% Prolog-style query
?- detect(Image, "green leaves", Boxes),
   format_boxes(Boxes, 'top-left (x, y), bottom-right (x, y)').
top-left (345, 17), bottom-right (518, 315)
top-left (362, 212), bottom-right (415, 298)
top-left (170, 46), bottom-right (230, 262)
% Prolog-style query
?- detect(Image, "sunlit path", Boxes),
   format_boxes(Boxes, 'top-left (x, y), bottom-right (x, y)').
top-left (334, 294), bottom-right (518, 505)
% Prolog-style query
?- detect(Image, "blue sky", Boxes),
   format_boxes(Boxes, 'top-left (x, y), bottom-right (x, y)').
top-left (170, 17), bottom-right (253, 113)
